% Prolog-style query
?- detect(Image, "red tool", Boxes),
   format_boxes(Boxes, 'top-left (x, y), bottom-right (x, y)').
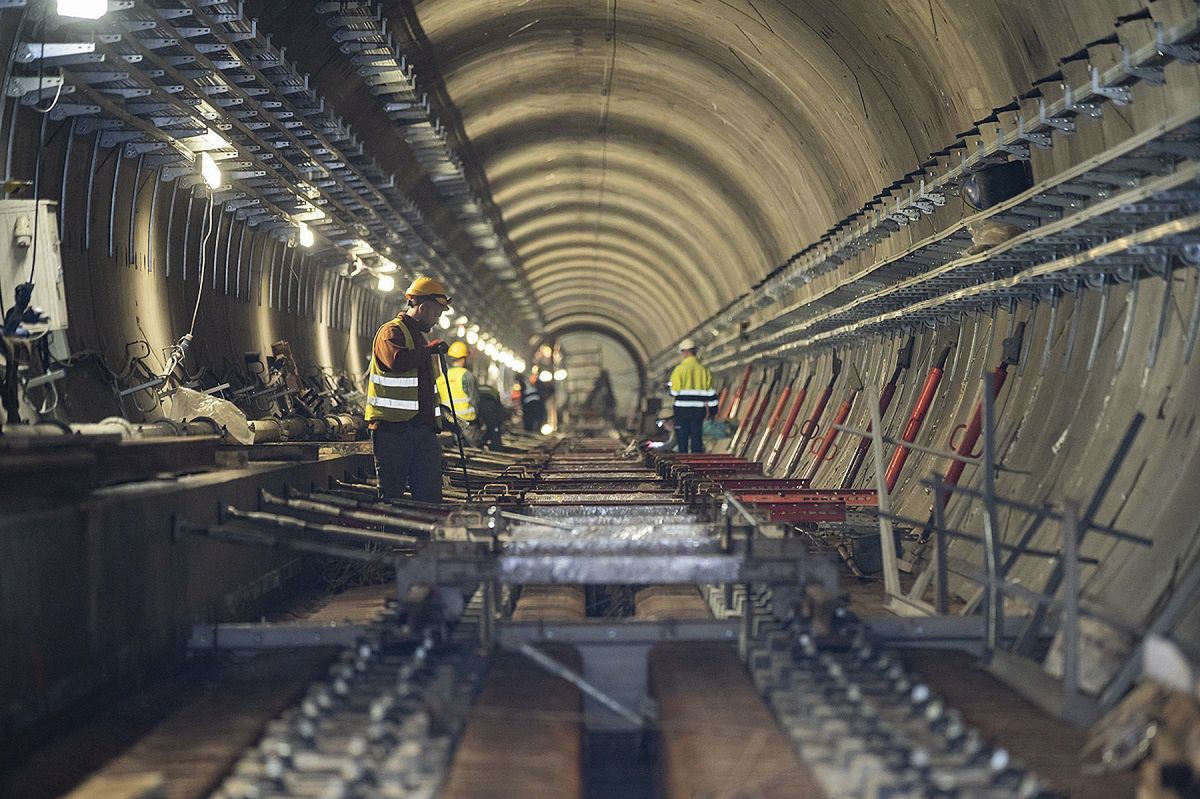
top-left (750, 365), bottom-right (798, 463)
top-left (921, 323), bottom-right (1025, 540)
top-left (841, 336), bottom-right (914, 489)
top-left (736, 365), bottom-right (784, 458)
top-left (721, 365), bottom-right (752, 420)
top-left (764, 371), bottom-right (813, 474)
top-left (802, 362), bottom-right (863, 484)
top-left (884, 345), bottom-right (952, 493)
top-left (782, 352), bottom-right (842, 477)
top-left (727, 367), bottom-right (769, 453)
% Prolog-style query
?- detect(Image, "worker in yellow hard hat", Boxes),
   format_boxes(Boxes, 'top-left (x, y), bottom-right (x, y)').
top-left (364, 275), bottom-right (452, 503)
top-left (668, 337), bottom-right (716, 453)
top-left (436, 340), bottom-right (481, 445)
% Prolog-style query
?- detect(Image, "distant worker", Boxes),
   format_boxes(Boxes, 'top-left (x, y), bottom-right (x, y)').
top-left (475, 384), bottom-right (507, 449)
top-left (668, 338), bottom-right (717, 453)
top-left (521, 374), bottom-right (546, 432)
top-left (436, 340), bottom-right (480, 444)
top-left (365, 276), bottom-right (452, 503)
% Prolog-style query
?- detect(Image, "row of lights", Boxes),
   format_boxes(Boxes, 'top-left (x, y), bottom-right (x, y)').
top-left (432, 311), bottom-right (526, 373)
top-left (56, 0), bottom-right (528, 357)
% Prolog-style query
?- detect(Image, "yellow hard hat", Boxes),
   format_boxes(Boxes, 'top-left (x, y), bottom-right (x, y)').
top-left (447, 341), bottom-right (469, 359)
top-left (405, 275), bottom-right (452, 307)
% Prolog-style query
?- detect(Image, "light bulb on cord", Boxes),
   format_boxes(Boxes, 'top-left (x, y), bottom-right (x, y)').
top-left (466, 329), bottom-right (479, 345)
top-left (539, 370), bottom-right (553, 382)
top-left (540, 423), bottom-right (554, 435)
top-left (57, 0), bottom-right (107, 19)
top-left (554, 369), bottom-right (567, 381)
top-left (199, 151), bottom-right (221, 190)
top-left (377, 273), bottom-right (395, 292)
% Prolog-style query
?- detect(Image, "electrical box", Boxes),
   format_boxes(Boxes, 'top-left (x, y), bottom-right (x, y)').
top-left (0, 199), bottom-right (67, 331)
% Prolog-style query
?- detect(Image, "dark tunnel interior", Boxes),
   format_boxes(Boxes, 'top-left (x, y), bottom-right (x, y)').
top-left (1, 1), bottom-right (1200, 797)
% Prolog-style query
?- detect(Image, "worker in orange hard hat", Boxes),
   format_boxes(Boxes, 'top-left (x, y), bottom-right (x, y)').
top-left (365, 275), bottom-right (453, 503)
top-left (668, 337), bottom-right (716, 453)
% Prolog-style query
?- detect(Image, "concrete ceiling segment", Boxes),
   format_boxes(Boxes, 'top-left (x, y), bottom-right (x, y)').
top-left (404, 0), bottom-right (1132, 360)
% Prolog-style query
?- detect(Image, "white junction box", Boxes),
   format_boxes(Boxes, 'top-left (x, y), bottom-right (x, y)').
top-left (0, 199), bottom-right (68, 331)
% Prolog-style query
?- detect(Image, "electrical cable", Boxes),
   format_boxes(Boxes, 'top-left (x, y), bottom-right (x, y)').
top-left (188, 192), bottom-right (216, 337)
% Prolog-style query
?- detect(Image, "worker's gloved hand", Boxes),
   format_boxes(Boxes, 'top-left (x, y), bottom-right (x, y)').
top-left (426, 339), bottom-right (450, 355)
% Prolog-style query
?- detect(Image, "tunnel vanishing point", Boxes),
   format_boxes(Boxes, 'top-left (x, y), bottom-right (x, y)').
top-left (2, 2), bottom-right (1200, 798)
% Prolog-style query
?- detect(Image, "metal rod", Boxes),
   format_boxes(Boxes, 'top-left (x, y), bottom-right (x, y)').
top-left (868, 382), bottom-right (900, 597)
top-left (916, 480), bottom-right (1151, 547)
top-left (833, 423), bottom-right (982, 465)
top-left (979, 372), bottom-right (1004, 658)
top-left (438, 349), bottom-right (473, 500)
top-left (873, 511), bottom-right (1100, 563)
top-left (516, 643), bottom-right (647, 727)
top-left (933, 474), bottom-right (950, 615)
top-left (1062, 503), bottom-right (1081, 700)
top-left (1014, 412), bottom-right (1145, 656)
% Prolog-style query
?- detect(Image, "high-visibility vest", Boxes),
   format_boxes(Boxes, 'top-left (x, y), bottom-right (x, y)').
top-left (522, 381), bottom-right (542, 404)
top-left (669, 355), bottom-right (717, 412)
top-left (364, 317), bottom-right (440, 423)
top-left (436, 366), bottom-right (476, 421)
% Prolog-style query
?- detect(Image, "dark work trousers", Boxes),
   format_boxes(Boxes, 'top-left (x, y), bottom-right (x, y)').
top-left (674, 412), bottom-right (705, 453)
top-left (523, 400), bottom-right (546, 432)
top-left (371, 423), bottom-right (444, 503)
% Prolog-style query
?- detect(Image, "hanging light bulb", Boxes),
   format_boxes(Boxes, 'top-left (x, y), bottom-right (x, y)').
top-left (439, 312), bottom-right (452, 330)
top-left (540, 423), bottom-right (554, 435)
top-left (554, 368), bottom-right (568, 381)
top-left (57, 0), bottom-right (107, 19)
top-left (199, 151), bottom-right (221, 190)
top-left (377, 273), bottom-right (395, 292)
top-left (466, 329), bottom-right (479, 345)
top-left (297, 221), bottom-right (314, 248)
top-left (539, 370), bottom-right (553, 382)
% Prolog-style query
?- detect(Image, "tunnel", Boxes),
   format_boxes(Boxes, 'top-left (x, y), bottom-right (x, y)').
top-left (2, 0), bottom-right (1199, 797)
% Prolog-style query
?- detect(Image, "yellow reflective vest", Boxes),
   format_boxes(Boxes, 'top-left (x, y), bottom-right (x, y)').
top-left (669, 355), bottom-right (717, 413)
top-left (436, 365), bottom-right (477, 421)
top-left (365, 318), bottom-right (440, 423)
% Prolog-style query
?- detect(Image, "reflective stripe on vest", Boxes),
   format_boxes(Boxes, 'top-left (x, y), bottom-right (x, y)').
top-left (365, 318), bottom-right (423, 423)
top-left (669, 355), bottom-right (717, 410)
top-left (436, 366), bottom-right (476, 421)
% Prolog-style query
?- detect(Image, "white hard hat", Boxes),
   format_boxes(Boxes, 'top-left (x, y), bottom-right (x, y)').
top-left (679, 338), bottom-right (697, 351)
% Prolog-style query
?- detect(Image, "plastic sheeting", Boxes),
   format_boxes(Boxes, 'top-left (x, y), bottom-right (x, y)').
top-left (163, 386), bottom-right (254, 445)
top-left (505, 521), bottom-right (720, 555)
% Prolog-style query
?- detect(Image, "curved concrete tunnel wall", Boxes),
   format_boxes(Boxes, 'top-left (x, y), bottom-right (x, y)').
top-left (0, 0), bottom-right (1197, 658)
top-left (396, 0), bottom-right (1200, 648)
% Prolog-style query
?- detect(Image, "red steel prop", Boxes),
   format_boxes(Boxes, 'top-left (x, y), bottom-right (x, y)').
top-left (840, 336), bottom-right (914, 489)
top-left (802, 363), bottom-right (864, 484)
top-left (920, 323), bottom-right (1025, 540)
top-left (721, 365), bottom-right (753, 420)
top-left (782, 352), bottom-right (842, 477)
top-left (764, 371), bottom-right (813, 474)
top-left (736, 366), bottom-right (784, 458)
top-left (883, 345), bottom-right (952, 493)
top-left (727, 368), bottom-right (770, 453)
top-left (750, 366), bottom-right (798, 464)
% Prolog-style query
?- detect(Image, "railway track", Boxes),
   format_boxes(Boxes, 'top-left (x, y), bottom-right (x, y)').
top-left (16, 435), bottom-right (1073, 799)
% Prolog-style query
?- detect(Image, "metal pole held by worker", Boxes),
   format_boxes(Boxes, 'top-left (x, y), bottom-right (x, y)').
top-left (437, 349), bottom-right (473, 500)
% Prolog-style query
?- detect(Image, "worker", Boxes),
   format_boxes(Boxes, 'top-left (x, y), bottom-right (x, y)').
top-left (521, 373), bottom-right (546, 432)
top-left (435, 340), bottom-right (480, 444)
top-left (364, 276), bottom-right (452, 503)
top-left (475, 383), bottom-right (508, 449)
top-left (668, 338), bottom-right (717, 453)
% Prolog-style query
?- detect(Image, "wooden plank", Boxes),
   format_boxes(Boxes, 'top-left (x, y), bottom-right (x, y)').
top-left (650, 642), bottom-right (826, 798)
